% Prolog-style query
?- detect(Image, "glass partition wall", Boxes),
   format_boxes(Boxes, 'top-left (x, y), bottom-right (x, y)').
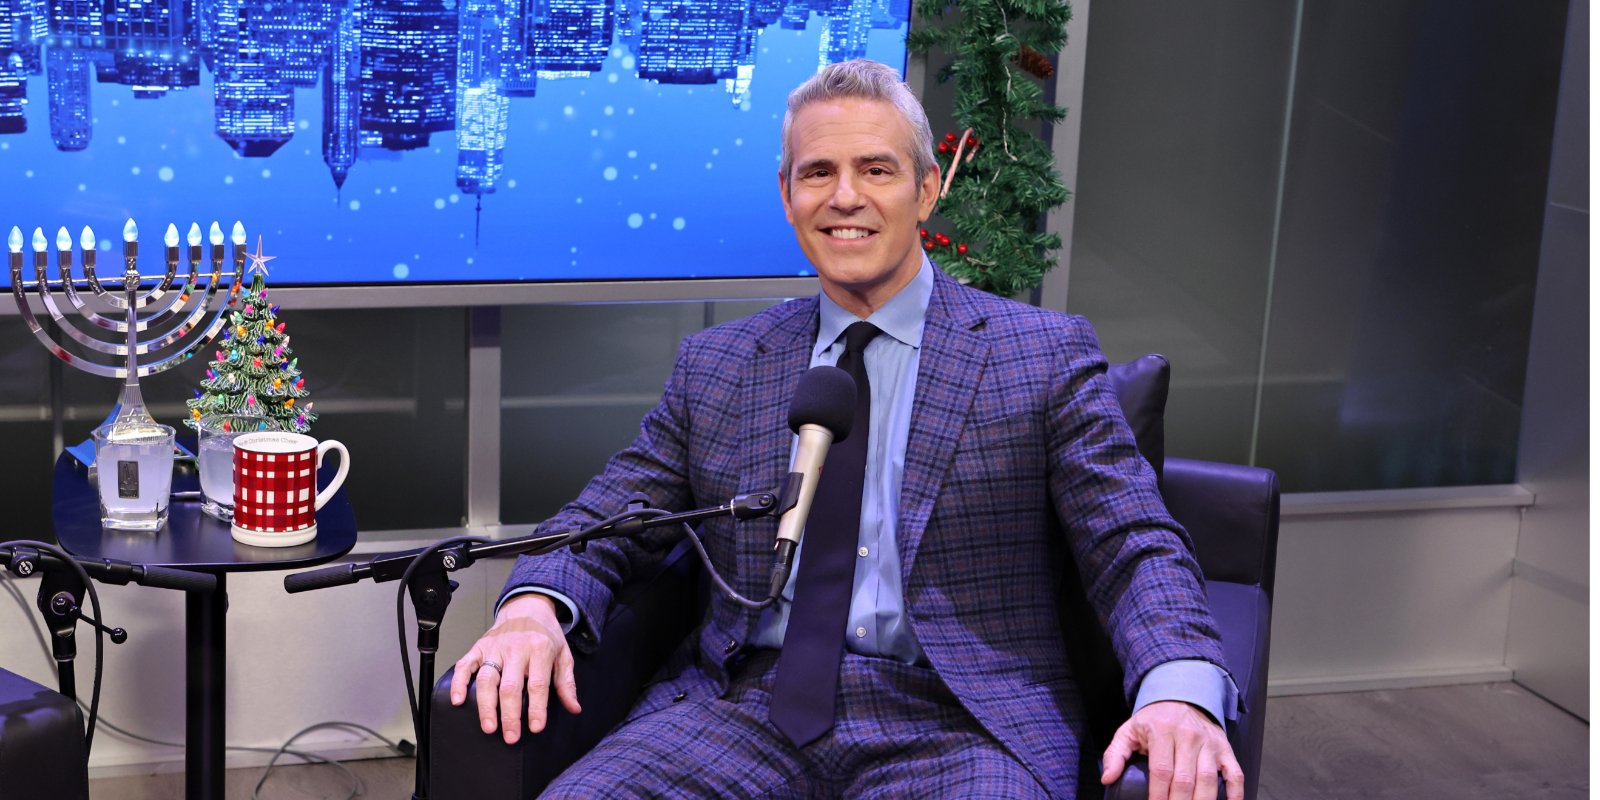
top-left (1069, 0), bottom-right (1568, 491)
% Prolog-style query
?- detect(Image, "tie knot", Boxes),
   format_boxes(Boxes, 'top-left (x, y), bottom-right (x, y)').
top-left (842, 321), bottom-right (881, 354)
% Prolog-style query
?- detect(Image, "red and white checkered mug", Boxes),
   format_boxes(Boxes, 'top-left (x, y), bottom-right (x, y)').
top-left (230, 432), bottom-right (350, 548)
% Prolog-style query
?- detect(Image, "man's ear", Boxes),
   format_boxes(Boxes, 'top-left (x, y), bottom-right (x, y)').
top-left (918, 164), bottom-right (941, 222)
top-left (779, 170), bottom-right (795, 227)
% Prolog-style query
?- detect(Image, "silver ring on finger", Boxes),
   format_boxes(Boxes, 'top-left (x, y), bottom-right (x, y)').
top-left (480, 659), bottom-right (502, 674)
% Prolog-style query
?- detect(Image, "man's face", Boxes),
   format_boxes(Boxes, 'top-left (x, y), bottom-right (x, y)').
top-left (780, 98), bottom-right (940, 316)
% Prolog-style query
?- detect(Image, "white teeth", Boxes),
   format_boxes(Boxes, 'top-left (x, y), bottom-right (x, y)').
top-left (828, 228), bottom-right (871, 239)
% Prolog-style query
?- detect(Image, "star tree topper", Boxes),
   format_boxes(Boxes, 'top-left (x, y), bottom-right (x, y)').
top-left (246, 236), bottom-right (276, 276)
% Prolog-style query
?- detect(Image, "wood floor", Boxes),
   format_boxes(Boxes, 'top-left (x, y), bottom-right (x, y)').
top-left (88, 682), bottom-right (1587, 799)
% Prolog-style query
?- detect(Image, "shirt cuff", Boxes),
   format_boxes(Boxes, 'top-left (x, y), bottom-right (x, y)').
top-left (498, 586), bottom-right (580, 635)
top-left (1131, 660), bottom-right (1240, 727)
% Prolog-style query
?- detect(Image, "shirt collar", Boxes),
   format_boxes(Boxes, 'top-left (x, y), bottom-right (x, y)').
top-left (814, 255), bottom-right (934, 359)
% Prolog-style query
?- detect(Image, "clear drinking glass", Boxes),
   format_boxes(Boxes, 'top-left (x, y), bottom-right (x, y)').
top-left (197, 415), bottom-right (281, 522)
top-left (92, 422), bottom-right (176, 531)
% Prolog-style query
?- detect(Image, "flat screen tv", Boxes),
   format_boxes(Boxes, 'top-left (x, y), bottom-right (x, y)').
top-left (0, 0), bottom-right (910, 292)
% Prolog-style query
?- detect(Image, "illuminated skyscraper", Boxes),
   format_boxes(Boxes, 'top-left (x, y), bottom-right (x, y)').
top-left (500, 0), bottom-right (536, 97)
top-left (0, 0), bottom-right (45, 132)
top-left (242, 0), bottom-right (334, 87)
top-left (99, 0), bottom-right (198, 95)
top-left (530, 0), bottom-right (611, 76)
top-left (322, 0), bottom-right (360, 188)
top-left (210, 0), bottom-right (293, 154)
top-left (819, 0), bottom-right (870, 65)
top-left (46, 45), bottom-right (91, 149)
top-left (361, 0), bottom-right (456, 150)
top-left (48, 0), bottom-right (105, 44)
top-left (636, 0), bottom-right (744, 84)
top-left (456, 0), bottom-right (508, 198)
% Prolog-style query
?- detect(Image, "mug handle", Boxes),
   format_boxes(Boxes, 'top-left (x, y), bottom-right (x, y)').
top-left (314, 440), bottom-right (350, 511)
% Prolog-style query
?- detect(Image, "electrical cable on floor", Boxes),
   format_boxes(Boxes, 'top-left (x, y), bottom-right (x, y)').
top-left (2, 570), bottom-right (414, 800)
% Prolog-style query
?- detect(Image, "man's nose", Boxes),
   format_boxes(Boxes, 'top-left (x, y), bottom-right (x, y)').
top-left (829, 173), bottom-right (864, 210)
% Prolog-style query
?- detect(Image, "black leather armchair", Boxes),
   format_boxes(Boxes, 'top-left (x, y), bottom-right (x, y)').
top-left (430, 356), bottom-right (1279, 800)
top-left (0, 668), bottom-right (90, 800)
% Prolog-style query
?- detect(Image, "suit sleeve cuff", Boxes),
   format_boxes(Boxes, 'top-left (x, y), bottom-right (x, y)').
top-left (498, 586), bottom-right (580, 635)
top-left (1131, 660), bottom-right (1239, 727)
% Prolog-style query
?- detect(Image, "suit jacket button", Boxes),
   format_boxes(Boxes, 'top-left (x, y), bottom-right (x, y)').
top-left (673, 692), bottom-right (688, 703)
top-left (724, 639), bottom-right (739, 654)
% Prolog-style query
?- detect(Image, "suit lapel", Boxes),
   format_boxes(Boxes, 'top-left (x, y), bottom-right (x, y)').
top-left (737, 300), bottom-right (818, 596)
top-left (897, 271), bottom-right (989, 575)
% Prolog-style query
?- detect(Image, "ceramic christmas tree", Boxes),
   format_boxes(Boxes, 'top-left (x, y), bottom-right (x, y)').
top-left (186, 238), bottom-right (318, 434)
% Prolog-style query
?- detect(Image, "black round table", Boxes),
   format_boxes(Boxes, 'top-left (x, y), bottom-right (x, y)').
top-left (51, 452), bottom-right (356, 800)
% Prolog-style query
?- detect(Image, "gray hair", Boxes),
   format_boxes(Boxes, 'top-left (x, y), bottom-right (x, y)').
top-left (779, 59), bottom-right (937, 186)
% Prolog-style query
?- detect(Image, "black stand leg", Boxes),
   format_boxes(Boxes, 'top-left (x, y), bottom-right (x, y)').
top-left (186, 574), bottom-right (226, 800)
top-left (406, 552), bottom-right (458, 800)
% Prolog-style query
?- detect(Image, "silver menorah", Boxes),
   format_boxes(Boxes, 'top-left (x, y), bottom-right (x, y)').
top-left (8, 220), bottom-right (248, 430)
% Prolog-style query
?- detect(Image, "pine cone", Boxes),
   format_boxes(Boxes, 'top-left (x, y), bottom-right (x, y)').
top-left (1016, 45), bottom-right (1055, 80)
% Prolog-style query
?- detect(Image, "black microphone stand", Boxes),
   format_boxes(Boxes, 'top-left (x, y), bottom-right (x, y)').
top-left (0, 544), bottom-right (216, 701)
top-left (282, 487), bottom-right (791, 800)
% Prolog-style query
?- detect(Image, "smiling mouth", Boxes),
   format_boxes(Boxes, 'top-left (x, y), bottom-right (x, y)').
top-left (824, 227), bottom-right (876, 240)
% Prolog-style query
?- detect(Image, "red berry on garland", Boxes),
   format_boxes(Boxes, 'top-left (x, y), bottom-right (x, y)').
top-left (944, 132), bottom-right (957, 143)
top-left (938, 142), bottom-right (950, 154)
top-left (924, 241), bottom-right (935, 251)
top-left (957, 244), bottom-right (968, 254)
top-left (919, 228), bottom-right (929, 239)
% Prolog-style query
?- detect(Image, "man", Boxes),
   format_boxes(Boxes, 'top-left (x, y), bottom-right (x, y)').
top-left (451, 59), bottom-right (1244, 799)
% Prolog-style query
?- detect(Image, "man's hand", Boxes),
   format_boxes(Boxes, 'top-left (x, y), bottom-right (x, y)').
top-left (1101, 700), bottom-right (1243, 800)
top-left (448, 593), bottom-right (582, 744)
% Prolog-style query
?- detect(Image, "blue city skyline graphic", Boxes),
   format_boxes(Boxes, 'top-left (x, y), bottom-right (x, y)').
top-left (0, 0), bottom-right (908, 287)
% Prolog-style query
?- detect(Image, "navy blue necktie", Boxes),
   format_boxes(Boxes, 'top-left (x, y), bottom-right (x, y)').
top-left (770, 321), bottom-right (881, 747)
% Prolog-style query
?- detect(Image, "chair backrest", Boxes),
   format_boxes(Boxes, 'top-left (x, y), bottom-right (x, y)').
top-left (1106, 354), bottom-right (1170, 485)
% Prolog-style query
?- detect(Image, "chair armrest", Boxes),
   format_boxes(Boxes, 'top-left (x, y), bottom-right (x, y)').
top-left (1104, 758), bottom-right (1227, 800)
top-left (429, 539), bottom-right (703, 800)
top-left (1105, 756), bottom-right (1148, 800)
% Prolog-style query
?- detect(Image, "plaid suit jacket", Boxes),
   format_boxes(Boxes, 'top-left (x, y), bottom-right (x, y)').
top-left (505, 267), bottom-right (1228, 796)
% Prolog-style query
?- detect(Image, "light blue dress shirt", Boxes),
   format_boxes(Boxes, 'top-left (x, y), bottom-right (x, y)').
top-left (509, 254), bottom-right (1235, 725)
top-left (748, 256), bottom-right (935, 663)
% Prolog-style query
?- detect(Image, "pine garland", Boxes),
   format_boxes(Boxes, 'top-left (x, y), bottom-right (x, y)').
top-left (908, 0), bottom-right (1073, 296)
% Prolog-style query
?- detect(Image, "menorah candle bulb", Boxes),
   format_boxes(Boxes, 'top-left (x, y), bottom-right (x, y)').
top-left (164, 224), bottom-right (179, 249)
top-left (31, 228), bottom-right (46, 253)
top-left (56, 228), bottom-right (71, 251)
top-left (8, 227), bottom-right (21, 254)
top-left (122, 219), bottom-right (137, 266)
top-left (230, 222), bottom-right (246, 246)
top-left (187, 223), bottom-right (202, 247)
